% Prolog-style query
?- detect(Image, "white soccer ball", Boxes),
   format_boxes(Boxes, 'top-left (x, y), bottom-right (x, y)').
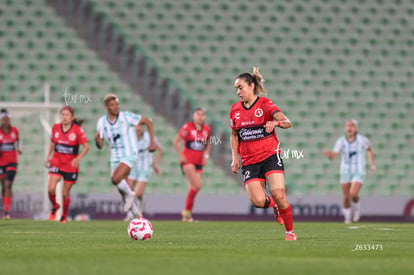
top-left (127, 218), bottom-right (153, 240)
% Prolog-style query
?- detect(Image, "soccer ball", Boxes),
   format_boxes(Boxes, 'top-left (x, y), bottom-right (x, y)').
top-left (127, 218), bottom-right (153, 240)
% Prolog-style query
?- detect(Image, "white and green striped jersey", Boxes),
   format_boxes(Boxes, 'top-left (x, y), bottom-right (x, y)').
top-left (96, 111), bottom-right (142, 162)
top-left (333, 133), bottom-right (371, 175)
top-left (136, 131), bottom-right (153, 170)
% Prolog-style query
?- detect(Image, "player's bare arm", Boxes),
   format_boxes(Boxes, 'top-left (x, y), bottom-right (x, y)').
top-left (367, 146), bottom-right (376, 174)
top-left (139, 116), bottom-right (157, 152)
top-left (94, 132), bottom-right (103, 149)
top-left (45, 140), bottom-right (55, 168)
top-left (271, 111), bottom-right (292, 130)
top-left (323, 151), bottom-right (338, 160)
top-left (202, 138), bottom-right (211, 166)
top-left (16, 139), bottom-right (22, 155)
top-left (173, 134), bottom-right (187, 163)
top-left (152, 144), bottom-right (163, 175)
top-left (230, 129), bottom-right (240, 174)
top-left (71, 142), bottom-right (90, 168)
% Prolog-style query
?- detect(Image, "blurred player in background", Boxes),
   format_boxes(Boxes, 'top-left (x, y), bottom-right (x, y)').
top-left (229, 67), bottom-right (296, 241)
top-left (95, 94), bottom-right (157, 218)
top-left (324, 119), bottom-right (376, 224)
top-left (45, 106), bottom-right (89, 223)
top-left (0, 109), bottom-right (21, 219)
top-left (125, 124), bottom-right (163, 221)
top-left (173, 107), bottom-right (211, 222)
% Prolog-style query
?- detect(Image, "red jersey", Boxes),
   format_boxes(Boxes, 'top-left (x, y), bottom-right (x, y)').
top-left (178, 122), bottom-right (211, 165)
top-left (0, 126), bottom-right (19, 165)
top-left (229, 97), bottom-right (281, 166)
top-left (50, 123), bottom-right (88, 173)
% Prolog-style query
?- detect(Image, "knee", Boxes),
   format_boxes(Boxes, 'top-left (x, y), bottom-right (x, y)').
top-left (271, 189), bottom-right (286, 203)
top-left (251, 196), bottom-right (266, 208)
top-left (343, 195), bottom-right (350, 202)
top-left (350, 192), bottom-right (358, 200)
top-left (111, 175), bottom-right (120, 185)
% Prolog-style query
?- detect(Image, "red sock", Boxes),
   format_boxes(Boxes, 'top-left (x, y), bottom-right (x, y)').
top-left (2, 197), bottom-right (5, 210)
top-left (48, 193), bottom-right (58, 208)
top-left (266, 195), bottom-right (276, 208)
top-left (185, 189), bottom-right (198, 211)
top-left (3, 196), bottom-right (12, 212)
top-left (279, 204), bottom-right (294, 232)
top-left (62, 197), bottom-right (71, 218)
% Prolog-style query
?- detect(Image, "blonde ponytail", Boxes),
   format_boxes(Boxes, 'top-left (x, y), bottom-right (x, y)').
top-left (252, 67), bottom-right (266, 95)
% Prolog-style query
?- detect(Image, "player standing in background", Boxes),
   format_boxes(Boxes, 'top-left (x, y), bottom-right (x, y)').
top-left (0, 109), bottom-right (21, 220)
top-left (95, 94), bottom-right (157, 217)
top-left (125, 124), bottom-right (163, 220)
top-left (45, 106), bottom-right (89, 223)
top-left (324, 120), bottom-right (376, 224)
top-left (229, 67), bottom-right (296, 241)
top-left (173, 108), bottom-right (211, 222)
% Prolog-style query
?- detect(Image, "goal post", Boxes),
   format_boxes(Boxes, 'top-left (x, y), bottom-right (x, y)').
top-left (0, 83), bottom-right (64, 219)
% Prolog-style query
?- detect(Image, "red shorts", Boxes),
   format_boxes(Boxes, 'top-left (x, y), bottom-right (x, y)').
top-left (48, 166), bottom-right (78, 184)
top-left (180, 162), bottom-right (203, 174)
top-left (241, 154), bottom-right (284, 185)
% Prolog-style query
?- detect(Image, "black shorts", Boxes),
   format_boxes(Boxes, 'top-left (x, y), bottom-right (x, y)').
top-left (241, 154), bottom-right (284, 185)
top-left (0, 163), bottom-right (17, 181)
top-left (48, 166), bottom-right (78, 184)
top-left (180, 162), bottom-right (203, 175)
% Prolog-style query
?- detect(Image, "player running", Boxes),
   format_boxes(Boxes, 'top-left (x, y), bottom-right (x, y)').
top-left (173, 107), bottom-right (211, 222)
top-left (0, 109), bottom-right (21, 220)
top-left (324, 120), bottom-right (376, 223)
top-left (229, 67), bottom-right (296, 241)
top-left (125, 124), bottom-right (163, 220)
top-left (95, 94), bottom-right (157, 217)
top-left (45, 106), bottom-right (89, 223)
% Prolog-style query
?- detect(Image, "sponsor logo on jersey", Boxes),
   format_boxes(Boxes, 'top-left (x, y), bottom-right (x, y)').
top-left (238, 127), bottom-right (267, 141)
top-left (254, 108), bottom-right (263, 118)
top-left (235, 113), bottom-right (240, 120)
top-left (55, 132), bottom-right (59, 138)
top-left (241, 121), bottom-right (256, 126)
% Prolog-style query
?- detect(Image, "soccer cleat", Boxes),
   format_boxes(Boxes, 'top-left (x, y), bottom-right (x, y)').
top-left (273, 206), bottom-right (284, 225)
top-left (49, 205), bottom-right (60, 221)
top-left (285, 231), bottom-right (297, 241)
top-left (59, 216), bottom-right (67, 223)
top-left (181, 210), bottom-right (194, 223)
top-left (124, 193), bottom-right (135, 213)
top-left (3, 212), bottom-right (10, 220)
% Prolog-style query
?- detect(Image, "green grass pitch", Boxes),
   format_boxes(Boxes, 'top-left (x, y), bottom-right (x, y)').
top-left (1, 220), bottom-right (413, 275)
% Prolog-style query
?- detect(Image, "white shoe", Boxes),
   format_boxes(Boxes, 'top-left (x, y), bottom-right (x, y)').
top-left (352, 208), bottom-right (360, 222)
top-left (124, 192), bottom-right (135, 212)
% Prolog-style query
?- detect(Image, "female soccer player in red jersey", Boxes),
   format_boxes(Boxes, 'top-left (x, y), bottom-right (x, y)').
top-left (173, 108), bottom-right (211, 222)
top-left (0, 109), bottom-right (22, 219)
top-left (45, 106), bottom-right (89, 223)
top-left (229, 67), bottom-right (297, 241)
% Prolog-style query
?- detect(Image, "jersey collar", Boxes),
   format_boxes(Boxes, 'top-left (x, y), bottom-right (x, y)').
top-left (61, 122), bottom-right (74, 134)
top-left (241, 96), bottom-right (260, 110)
top-left (106, 112), bottom-right (119, 125)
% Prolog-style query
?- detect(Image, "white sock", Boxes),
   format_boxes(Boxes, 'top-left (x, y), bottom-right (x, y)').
top-left (343, 208), bottom-right (351, 221)
top-left (351, 201), bottom-right (360, 210)
top-left (137, 197), bottom-right (144, 214)
top-left (116, 179), bottom-right (133, 196)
